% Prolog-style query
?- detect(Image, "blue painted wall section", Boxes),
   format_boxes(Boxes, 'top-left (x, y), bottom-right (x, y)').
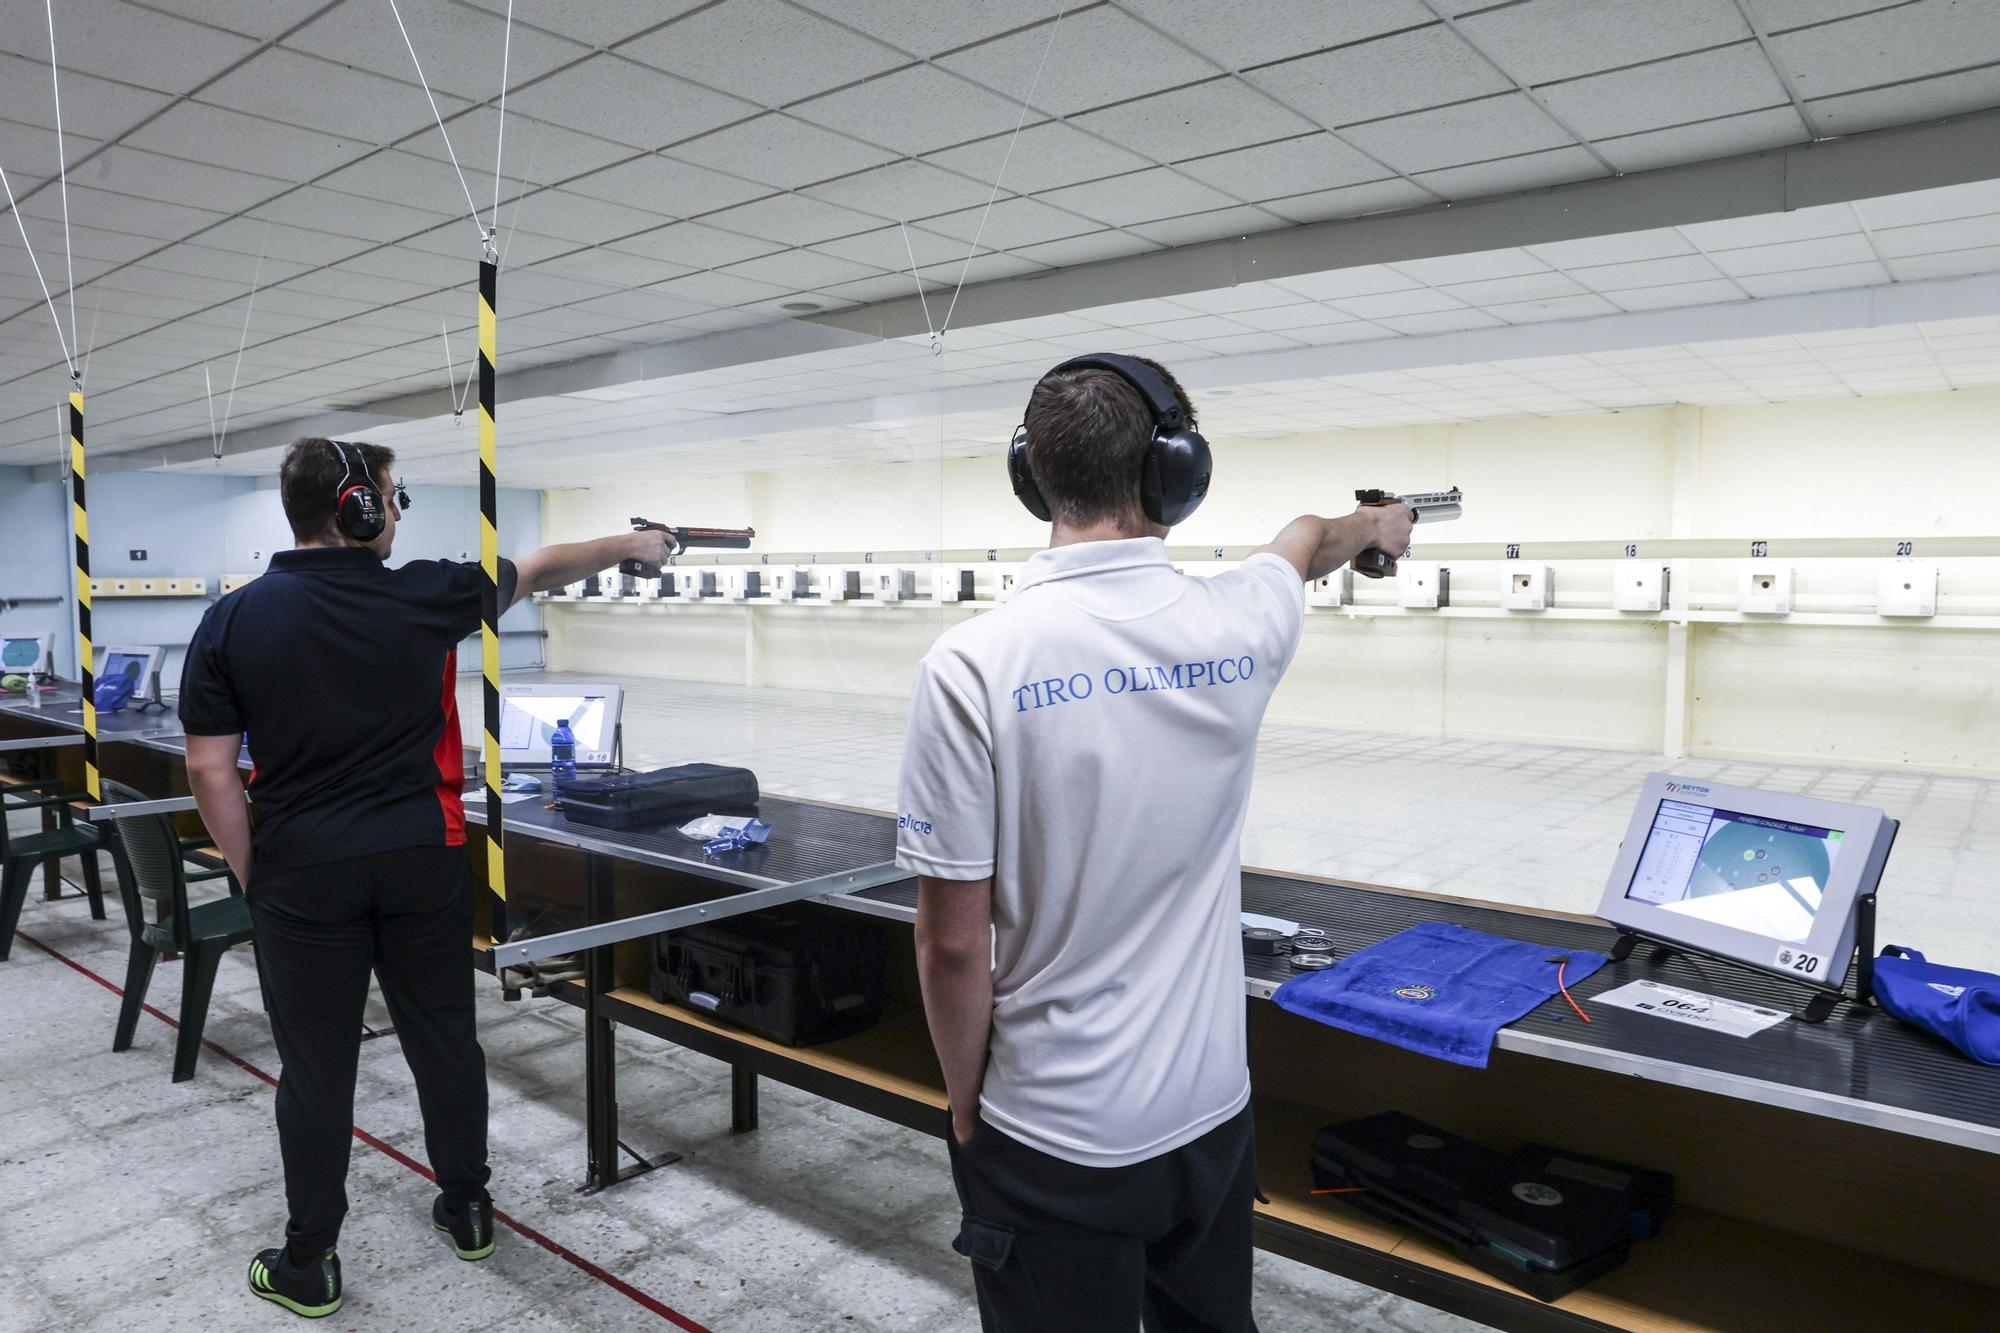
top-left (0, 468), bottom-right (544, 686)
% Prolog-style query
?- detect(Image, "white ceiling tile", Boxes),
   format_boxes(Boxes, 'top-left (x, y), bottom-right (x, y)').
top-left (701, 192), bottom-right (891, 246)
top-left (1772, 0), bottom-right (2000, 96)
top-left (1259, 179), bottom-right (1436, 223)
top-left (929, 121), bottom-right (1153, 194)
top-left (200, 48), bottom-right (472, 147)
top-left (1247, 27), bottom-right (1511, 128)
top-left (1343, 94), bottom-right (1576, 174)
top-left (77, 146), bottom-right (292, 214)
top-left (1237, 300), bottom-right (1372, 331)
top-left (1003, 229), bottom-right (1164, 269)
top-left (612, 222), bottom-right (784, 268)
top-left (1456, 0), bottom-right (1751, 85)
top-left (495, 190), bottom-right (675, 246)
top-left (1606, 278), bottom-right (1747, 310)
top-left (1710, 232), bottom-right (1879, 275)
top-left (1886, 245), bottom-right (2000, 281)
top-left (284, 1), bottom-right (588, 102)
top-left (914, 250), bottom-right (1048, 286)
top-left (1127, 205), bottom-right (1289, 246)
top-left (0, 0), bottom-right (259, 93)
top-left (1332, 287), bottom-right (1469, 319)
top-left (802, 160), bottom-right (998, 221)
top-left (526, 248), bottom-right (692, 289)
top-left (19, 182), bottom-right (224, 243)
top-left (1375, 309), bottom-right (1507, 335)
top-left (313, 150), bottom-right (498, 215)
top-left (1413, 146), bottom-right (1607, 200)
top-left (670, 114), bottom-right (900, 190)
top-left (940, 7), bottom-right (1221, 117)
top-left (814, 223), bottom-right (962, 273)
top-left (1117, 0), bottom-right (1435, 73)
top-left (1440, 271), bottom-right (1590, 306)
top-left (1129, 313), bottom-right (1254, 341)
top-left (404, 107), bottom-right (638, 187)
top-left (247, 186), bottom-right (458, 244)
top-left (1072, 79), bottom-right (1317, 161)
top-left (1036, 169), bottom-right (1239, 228)
top-left (645, 268), bottom-right (795, 308)
top-left (563, 155), bottom-right (772, 219)
top-left (1572, 253), bottom-right (1727, 290)
top-left (458, 0), bottom-right (708, 48)
top-left (1806, 66), bottom-right (2000, 135)
top-left (791, 65), bottom-right (1030, 156)
top-left (921, 195), bottom-right (1104, 249)
top-left (1393, 248), bottom-right (1549, 286)
top-left (1596, 107), bottom-right (1810, 174)
top-left (1278, 266), bottom-right (1426, 301)
top-left (1174, 133), bottom-right (1388, 201)
top-left (1869, 215), bottom-right (2000, 259)
top-left (124, 103), bottom-right (371, 183)
top-left (1747, 1), bottom-right (1905, 35)
top-left (1539, 44), bottom-right (1790, 140)
top-left (619, 0), bottom-right (908, 107)
top-left (788, 0), bottom-right (1062, 58)
top-left (1525, 228), bottom-right (1697, 269)
top-left (507, 56), bottom-right (759, 150)
top-left (1680, 203), bottom-right (1857, 250)
top-left (1169, 285), bottom-right (1311, 315)
top-left (722, 247), bottom-right (883, 291)
top-left (0, 52), bottom-right (169, 143)
top-left (1856, 180), bottom-right (2000, 230)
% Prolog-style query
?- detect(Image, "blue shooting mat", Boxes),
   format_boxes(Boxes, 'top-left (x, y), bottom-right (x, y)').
top-left (1272, 922), bottom-right (1609, 1069)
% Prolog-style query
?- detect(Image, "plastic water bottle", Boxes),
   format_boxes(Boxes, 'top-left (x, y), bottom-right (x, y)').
top-left (549, 719), bottom-right (577, 794)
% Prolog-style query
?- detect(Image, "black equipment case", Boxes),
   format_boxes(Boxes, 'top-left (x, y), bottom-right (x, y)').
top-left (651, 905), bottom-right (888, 1046)
top-left (559, 763), bottom-right (758, 830)
top-left (1311, 1111), bottom-right (1648, 1301)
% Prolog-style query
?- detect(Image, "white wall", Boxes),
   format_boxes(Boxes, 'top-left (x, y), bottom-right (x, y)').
top-left (542, 388), bottom-right (2000, 773)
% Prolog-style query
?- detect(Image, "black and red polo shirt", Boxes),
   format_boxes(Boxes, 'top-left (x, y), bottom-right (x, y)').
top-left (179, 547), bottom-right (517, 869)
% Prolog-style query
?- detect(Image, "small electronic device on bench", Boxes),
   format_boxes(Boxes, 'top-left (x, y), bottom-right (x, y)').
top-left (1595, 774), bottom-right (1898, 1021)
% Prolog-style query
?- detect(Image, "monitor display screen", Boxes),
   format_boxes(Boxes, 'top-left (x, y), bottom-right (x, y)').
top-left (101, 652), bottom-right (153, 687)
top-left (499, 694), bottom-right (613, 756)
top-left (1626, 799), bottom-right (1844, 944)
top-left (2, 637), bottom-right (47, 670)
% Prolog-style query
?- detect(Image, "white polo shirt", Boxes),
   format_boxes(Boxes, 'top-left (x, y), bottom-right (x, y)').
top-left (895, 537), bottom-right (1306, 1167)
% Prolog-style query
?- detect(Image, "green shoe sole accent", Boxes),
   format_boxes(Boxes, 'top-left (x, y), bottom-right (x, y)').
top-left (435, 1221), bottom-right (496, 1261)
top-left (250, 1285), bottom-right (343, 1319)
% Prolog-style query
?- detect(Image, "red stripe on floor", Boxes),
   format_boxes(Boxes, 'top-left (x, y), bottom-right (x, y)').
top-left (14, 929), bottom-right (714, 1333)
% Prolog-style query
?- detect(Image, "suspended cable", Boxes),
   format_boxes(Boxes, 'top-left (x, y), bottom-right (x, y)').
top-left (439, 314), bottom-right (474, 419)
top-left (898, 221), bottom-right (938, 351)
top-left (45, 0), bottom-right (76, 362)
top-left (493, 0), bottom-right (513, 230)
top-left (0, 158), bottom-right (77, 377)
top-left (79, 283), bottom-right (101, 384)
top-left (499, 118), bottom-right (545, 268)
top-left (937, 3), bottom-right (1069, 340)
top-left (214, 228), bottom-right (268, 450)
top-left (386, 0), bottom-right (490, 248)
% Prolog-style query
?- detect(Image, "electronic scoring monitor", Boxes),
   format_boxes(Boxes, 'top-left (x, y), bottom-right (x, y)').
top-left (98, 645), bottom-right (166, 704)
top-left (2, 633), bottom-right (54, 677)
top-left (496, 682), bottom-right (622, 769)
top-left (1597, 774), bottom-right (1896, 990)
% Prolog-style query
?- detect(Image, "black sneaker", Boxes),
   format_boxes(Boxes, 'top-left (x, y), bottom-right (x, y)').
top-left (432, 1194), bottom-right (496, 1260)
top-left (247, 1247), bottom-right (342, 1318)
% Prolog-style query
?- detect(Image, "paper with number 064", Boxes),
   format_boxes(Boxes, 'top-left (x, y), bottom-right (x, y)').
top-left (1590, 979), bottom-right (1790, 1038)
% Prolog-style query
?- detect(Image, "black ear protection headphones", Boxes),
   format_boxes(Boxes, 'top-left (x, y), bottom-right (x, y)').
top-left (329, 439), bottom-right (410, 543)
top-left (1007, 353), bottom-right (1213, 527)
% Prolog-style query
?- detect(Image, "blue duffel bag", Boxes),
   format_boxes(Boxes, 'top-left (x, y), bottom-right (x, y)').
top-left (1873, 947), bottom-right (2000, 1067)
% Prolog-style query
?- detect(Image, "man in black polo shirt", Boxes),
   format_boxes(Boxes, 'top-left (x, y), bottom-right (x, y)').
top-left (180, 437), bottom-right (672, 1318)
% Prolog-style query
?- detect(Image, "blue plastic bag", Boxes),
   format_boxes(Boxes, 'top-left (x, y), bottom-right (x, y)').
top-left (1873, 947), bottom-right (2000, 1067)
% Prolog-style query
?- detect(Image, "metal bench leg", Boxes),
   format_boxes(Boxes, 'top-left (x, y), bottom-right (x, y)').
top-left (731, 1064), bottom-right (760, 1134)
top-left (81, 849), bottom-right (105, 921)
top-left (0, 859), bottom-right (30, 960)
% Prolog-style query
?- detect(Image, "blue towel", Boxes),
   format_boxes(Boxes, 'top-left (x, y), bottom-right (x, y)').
top-left (1272, 922), bottom-right (1609, 1068)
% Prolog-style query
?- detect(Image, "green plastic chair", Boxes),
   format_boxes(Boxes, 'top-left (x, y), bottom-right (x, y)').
top-left (98, 780), bottom-right (252, 1082)
top-left (0, 776), bottom-right (106, 957)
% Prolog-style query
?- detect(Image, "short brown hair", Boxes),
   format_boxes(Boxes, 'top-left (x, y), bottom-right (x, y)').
top-left (1024, 356), bottom-right (1197, 528)
top-left (280, 437), bottom-right (395, 543)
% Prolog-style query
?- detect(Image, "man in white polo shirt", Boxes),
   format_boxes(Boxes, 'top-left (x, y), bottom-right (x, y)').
top-left (898, 353), bottom-right (1416, 1331)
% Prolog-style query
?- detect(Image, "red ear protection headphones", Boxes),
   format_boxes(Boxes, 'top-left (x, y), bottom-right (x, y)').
top-left (329, 440), bottom-right (409, 542)
top-left (1008, 353), bottom-right (1213, 527)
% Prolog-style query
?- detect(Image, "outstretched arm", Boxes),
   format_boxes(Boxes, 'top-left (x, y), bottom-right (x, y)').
top-left (507, 529), bottom-right (674, 609)
top-left (1254, 503), bottom-right (1415, 582)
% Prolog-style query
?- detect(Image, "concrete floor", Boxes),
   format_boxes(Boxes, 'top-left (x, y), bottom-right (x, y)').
top-left (6, 672), bottom-right (1997, 1330)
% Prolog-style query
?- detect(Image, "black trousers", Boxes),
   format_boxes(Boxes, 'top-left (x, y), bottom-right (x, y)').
top-left (248, 845), bottom-right (491, 1255)
top-left (947, 1103), bottom-right (1262, 1333)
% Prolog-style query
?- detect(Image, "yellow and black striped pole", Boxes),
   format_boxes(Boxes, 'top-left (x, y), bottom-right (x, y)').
top-left (68, 384), bottom-right (98, 801)
top-left (478, 256), bottom-right (505, 934)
